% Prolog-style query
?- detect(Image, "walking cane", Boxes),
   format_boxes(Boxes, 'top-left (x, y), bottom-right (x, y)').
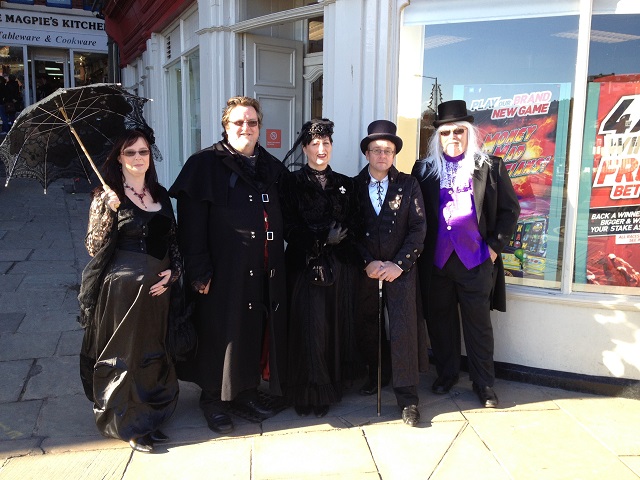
top-left (377, 279), bottom-right (383, 416)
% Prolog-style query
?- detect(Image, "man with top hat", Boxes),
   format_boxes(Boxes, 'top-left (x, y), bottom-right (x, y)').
top-left (412, 100), bottom-right (520, 408)
top-left (354, 120), bottom-right (429, 427)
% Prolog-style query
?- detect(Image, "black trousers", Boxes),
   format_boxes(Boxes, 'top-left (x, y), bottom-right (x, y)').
top-left (356, 279), bottom-right (419, 407)
top-left (427, 252), bottom-right (495, 387)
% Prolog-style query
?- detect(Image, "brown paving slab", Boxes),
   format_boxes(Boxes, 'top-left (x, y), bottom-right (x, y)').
top-left (364, 419), bottom-right (466, 480)
top-left (465, 409), bottom-right (639, 480)
top-left (123, 437), bottom-right (252, 479)
top-left (431, 423), bottom-right (511, 480)
top-left (253, 429), bottom-right (376, 479)
top-left (0, 448), bottom-right (130, 480)
top-left (553, 395), bottom-right (640, 456)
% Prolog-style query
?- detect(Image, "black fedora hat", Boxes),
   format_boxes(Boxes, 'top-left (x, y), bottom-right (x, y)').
top-left (433, 100), bottom-right (474, 128)
top-left (360, 120), bottom-right (403, 155)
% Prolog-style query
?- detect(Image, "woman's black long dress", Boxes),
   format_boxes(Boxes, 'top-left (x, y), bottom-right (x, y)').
top-left (280, 165), bottom-right (362, 407)
top-left (80, 189), bottom-right (182, 441)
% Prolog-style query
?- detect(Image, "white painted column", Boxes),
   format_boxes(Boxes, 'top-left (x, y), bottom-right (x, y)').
top-left (323, 0), bottom-right (406, 176)
top-left (198, 0), bottom-right (240, 147)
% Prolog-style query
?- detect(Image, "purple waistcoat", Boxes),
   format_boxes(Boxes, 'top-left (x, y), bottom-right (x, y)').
top-left (434, 153), bottom-right (490, 270)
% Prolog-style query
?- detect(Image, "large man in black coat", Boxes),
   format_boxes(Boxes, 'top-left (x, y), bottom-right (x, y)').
top-left (169, 96), bottom-right (288, 434)
top-left (354, 120), bottom-right (429, 427)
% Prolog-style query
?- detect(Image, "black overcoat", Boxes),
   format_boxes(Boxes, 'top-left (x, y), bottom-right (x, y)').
top-left (354, 165), bottom-right (429, 387)
top-left (412, 154), bottom-right (521, 314)
top-left (169, 141), bottom-right (289, 400)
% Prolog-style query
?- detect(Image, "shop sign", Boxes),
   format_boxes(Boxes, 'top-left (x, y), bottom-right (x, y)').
top-left (584, 79), bottom-right (640, 287)
top-left (0, 10), bottom-right (107, 51)
top-left (266, 129), bottom-right (282, 149)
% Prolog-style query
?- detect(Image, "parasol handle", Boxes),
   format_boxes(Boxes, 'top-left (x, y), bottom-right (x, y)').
top-left (58, 105), bottom-right (107, 188)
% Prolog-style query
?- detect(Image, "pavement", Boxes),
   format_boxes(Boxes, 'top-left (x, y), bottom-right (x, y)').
top-left (0, 176), bottom-right (639, 480)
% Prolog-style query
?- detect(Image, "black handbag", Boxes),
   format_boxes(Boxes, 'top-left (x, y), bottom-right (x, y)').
top-left (166, 280), bottom-right (198, 361)
top-left (307, 253), bottom-right (337, 286)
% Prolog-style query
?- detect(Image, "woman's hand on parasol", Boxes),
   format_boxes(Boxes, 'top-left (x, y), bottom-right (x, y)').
top-left (102, 186), bottom-right (121, 211)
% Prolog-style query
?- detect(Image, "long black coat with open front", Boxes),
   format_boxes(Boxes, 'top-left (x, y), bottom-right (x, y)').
top-left (169, 141), bottom-right (289, 401)
top-left (412, 154), bottom-right (521, 313)
top-left (354, 165), bottom-right (430, 388)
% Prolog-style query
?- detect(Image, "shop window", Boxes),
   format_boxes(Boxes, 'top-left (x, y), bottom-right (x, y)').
top-left (73, 51), bottom-right (108, 87)
top-left (308, 16), bottom-right (323, 54)
top-left (5, 0), bottom-right (34, 4)
top-left (575, 12), bottom-right (640, 294)
top-left (0, 46), bottom-right (27, 128)
top-left (400, 2), bottom-right (580, 290)
top-left (186, 50), bottom-right (201, 160)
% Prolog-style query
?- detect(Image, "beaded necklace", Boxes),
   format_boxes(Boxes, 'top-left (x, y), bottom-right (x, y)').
top-left (123, 182), bottom-right (148, 209)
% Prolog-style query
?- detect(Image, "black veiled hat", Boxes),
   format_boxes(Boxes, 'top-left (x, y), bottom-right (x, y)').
top-left (433, 100), bottom-right (474, 128)
top-left (360, 120), bottom-right (403, 154)
top-left (282, 118), bottom-right (334, 166)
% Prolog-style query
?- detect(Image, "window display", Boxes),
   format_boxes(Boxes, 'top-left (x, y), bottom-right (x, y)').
top-left (575, 13), bottom-right (640, 294)
top-left (457, 83), bottom-right (571, 282)
top-left (400, 8), bottom-right (579, 289)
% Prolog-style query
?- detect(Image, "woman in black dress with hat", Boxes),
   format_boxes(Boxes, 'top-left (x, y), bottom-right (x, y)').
top-left (280, 119), bottom-right (362, 417)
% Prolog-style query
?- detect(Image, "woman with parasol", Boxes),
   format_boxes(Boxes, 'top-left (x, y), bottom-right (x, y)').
top-left (78, 129), bottom-right (182, 453)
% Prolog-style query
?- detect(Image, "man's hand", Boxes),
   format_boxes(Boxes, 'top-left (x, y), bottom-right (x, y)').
top-left (366, 261), bottom-right (402, 282)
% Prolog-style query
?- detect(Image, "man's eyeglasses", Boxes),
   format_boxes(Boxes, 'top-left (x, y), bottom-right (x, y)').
top-left (439, 128), bottom-right (466, 137)
top-left (368, 148), bottom-right (396, 156)
top-left (122, 149), bottom-right (150, 157)
top-left (230, 120), bottom-right (259, 128)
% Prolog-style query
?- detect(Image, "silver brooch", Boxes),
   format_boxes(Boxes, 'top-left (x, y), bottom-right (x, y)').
top-left (339, 185), bottom-right (346, 194)
top-left (389, 194), bottom-right (402, 210)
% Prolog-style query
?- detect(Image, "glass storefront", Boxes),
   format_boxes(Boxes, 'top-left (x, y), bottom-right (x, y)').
top-left (0, 45), bottom-right (27, 129)
top-left (576, 12), bottom-right (640, 294)
top-left (399, 0), bottom-right (640, 296)
top-left (1, 45), bottom-right (108, 107)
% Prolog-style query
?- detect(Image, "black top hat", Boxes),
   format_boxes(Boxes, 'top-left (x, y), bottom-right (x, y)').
top-left (433, 100), bottom-right (474, 128)
top-left (360, 120), bottom-right (403, 154)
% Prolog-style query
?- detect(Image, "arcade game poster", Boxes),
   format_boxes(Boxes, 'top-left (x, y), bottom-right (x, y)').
top-left (455, 83), bottom-right (570, 280)
top-left (585, 79), bottom-right (640, 288)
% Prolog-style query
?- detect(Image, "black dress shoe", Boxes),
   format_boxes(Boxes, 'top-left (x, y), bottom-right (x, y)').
top-left (205, 412), bottom-right (235, 434)
top-left (359, 378), bottom-right (390, 396)
top-left (401, 405), bottom-right (420, 427)
top-left (313, 405), bottom-right (330, 418)
top-left (473, 383), bottom-right (498, 408)
top-left (432, 375), bottom-right (458, 394)
top-left (295, 405), bottom-right (312, 417)
top-left (129, 435), bottom-right (154, 453)
top-left (232, 398), bottom-right (277, 418)
top-left (149, 429), bottom-right (169, 443)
